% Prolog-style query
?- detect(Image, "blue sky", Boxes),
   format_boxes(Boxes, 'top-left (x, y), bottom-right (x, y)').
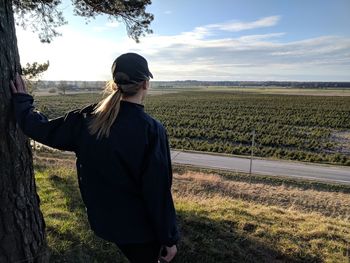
top-left (16, 0), bottom-right (350, 81)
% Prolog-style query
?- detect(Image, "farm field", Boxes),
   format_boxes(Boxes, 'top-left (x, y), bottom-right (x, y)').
top-left (34, 152), bottom-right (350, 262)
top-left (34, 89), bottom-right (350, 166)
top-left (199, 86), bottom-right (350, 96)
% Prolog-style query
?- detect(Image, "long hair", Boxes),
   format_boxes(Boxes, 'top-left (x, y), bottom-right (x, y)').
top-left (88, 80), bottom-right (143, 139)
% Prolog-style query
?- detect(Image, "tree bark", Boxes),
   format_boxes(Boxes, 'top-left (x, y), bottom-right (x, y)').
top-left (0, 0), bottom-right (48, 262)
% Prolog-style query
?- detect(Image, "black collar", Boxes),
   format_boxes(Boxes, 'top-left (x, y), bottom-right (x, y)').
top-left (120, 100), bottom-right (144, 110)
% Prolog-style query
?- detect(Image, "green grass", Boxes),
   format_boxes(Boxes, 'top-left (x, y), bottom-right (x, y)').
top-left (34, 154), bottom-right (350, 262)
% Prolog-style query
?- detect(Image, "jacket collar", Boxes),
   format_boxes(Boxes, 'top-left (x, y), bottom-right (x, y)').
top-left (120, 100), bottom-right (144, 110)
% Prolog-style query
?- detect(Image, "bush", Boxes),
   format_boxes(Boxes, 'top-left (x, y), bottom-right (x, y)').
top-left (48, 88), bottom-right (57, 93)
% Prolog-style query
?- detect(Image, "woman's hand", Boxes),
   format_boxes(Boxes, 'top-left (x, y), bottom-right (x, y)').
top-left (10, 73), bottom-right (28, 94)
top-left (159, 245), bottom-right (177, 262)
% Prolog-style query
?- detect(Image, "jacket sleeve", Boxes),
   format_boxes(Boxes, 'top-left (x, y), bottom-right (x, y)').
top-left (141, 124), bottom-right (180, 246)
top-left (12, 93), bottom-right (82, 152)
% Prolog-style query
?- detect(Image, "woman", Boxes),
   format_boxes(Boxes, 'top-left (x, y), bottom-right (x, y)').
top-left (11, 53), bottom-right (179, 263)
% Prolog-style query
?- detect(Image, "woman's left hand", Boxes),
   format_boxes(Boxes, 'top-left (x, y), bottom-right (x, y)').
top-left (159, 245), bottom-right (177, 262)
top-left (10, 73), bottom-right (28, 94)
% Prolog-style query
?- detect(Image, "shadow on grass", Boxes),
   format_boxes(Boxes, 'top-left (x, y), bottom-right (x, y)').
top-left (47, 172), bottom-right (323, 263)
top-left (46, 173), bottom-right (128, 263)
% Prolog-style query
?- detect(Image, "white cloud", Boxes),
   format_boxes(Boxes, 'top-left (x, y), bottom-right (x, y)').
top-left (92, 21), bottom-right (120, 32)
top-left (206, 15), bottom-right (281, 32)
top-left (164, 10), bottom-right (172, 15)
top-left (92, 26), bottom-right (108, 32)
top-left (17, 27), bottom-right (128, 81)
top-left (16, 16), bottom-right (350, 81)
top-left (237, 32), bottom-right (285, 42)
top-left (130, 32), bottom-right (350, 81)
top-left (178, 16), bottom-right (281, 40)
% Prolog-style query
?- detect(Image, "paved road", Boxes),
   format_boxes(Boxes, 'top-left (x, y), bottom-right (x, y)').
top-left (170, 150), bottom-right (350, 185)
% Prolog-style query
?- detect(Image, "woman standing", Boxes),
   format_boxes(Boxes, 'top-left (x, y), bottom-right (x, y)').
top-left (11, 53), bottom-right (179, 263)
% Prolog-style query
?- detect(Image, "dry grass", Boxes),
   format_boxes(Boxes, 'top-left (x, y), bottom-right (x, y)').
top-left (174, 194), bottom-right (350, 262)
top-left (173, 171), bottom-right (350, 219)
top-left (172, 171), bottom-right (350, 262)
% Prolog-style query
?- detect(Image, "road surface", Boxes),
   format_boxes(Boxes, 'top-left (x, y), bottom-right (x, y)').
top-left (170, 150), bottom-right (350, 185)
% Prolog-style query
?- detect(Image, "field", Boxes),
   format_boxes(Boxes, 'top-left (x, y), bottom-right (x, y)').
top-left (199, 86), bottom-right (350, 96)
top-left (34, 152), bottom-right (350, 262)
top-left (34, 88), bottom-right (350, 166)
top-left (30, 88), bottom-right (350, 262)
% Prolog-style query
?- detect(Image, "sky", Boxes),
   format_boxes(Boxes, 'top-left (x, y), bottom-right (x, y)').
top-left (16, 0), bottom-right (350, 81)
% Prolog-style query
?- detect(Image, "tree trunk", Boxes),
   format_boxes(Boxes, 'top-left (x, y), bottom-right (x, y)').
top-left (0, 0), bottom-right (48, 262)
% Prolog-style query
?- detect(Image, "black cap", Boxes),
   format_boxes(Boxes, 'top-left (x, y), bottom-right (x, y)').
top-left (112, 53), bottom-right (153, 84)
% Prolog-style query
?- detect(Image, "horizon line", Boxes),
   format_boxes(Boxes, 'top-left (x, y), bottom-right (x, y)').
top-left (35, 80), bottom-right (350, 83)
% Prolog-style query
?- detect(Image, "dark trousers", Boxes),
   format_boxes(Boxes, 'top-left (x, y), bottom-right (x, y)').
top-left (116, 242), bottom-right (162, 263)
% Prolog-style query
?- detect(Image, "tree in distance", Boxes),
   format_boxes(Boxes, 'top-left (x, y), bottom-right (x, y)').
top-left (0, 1), bottom-right (153, 262)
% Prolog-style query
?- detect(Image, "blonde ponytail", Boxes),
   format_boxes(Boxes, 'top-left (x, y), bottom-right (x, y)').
top-left (88, 80), bottom-right (143, 139)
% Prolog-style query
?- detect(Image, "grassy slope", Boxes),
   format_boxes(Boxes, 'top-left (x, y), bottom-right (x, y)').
top-left (34, 154), bottom-right (350, 263)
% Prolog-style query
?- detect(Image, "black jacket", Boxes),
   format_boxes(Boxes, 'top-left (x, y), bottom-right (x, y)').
top-left (12, 93), bottom-right (180, 246)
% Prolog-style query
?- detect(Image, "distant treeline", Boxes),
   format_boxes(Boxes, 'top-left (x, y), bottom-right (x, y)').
top-left (32, 80), bottom-right (106, 91)
top-left (33, 80), bottom-right (350, 90)
top-left (152, 80), bottom-right (350, 88)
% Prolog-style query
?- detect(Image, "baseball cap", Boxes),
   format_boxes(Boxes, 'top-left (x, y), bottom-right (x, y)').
top-left (112, 53), bottom-right (153, 84)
